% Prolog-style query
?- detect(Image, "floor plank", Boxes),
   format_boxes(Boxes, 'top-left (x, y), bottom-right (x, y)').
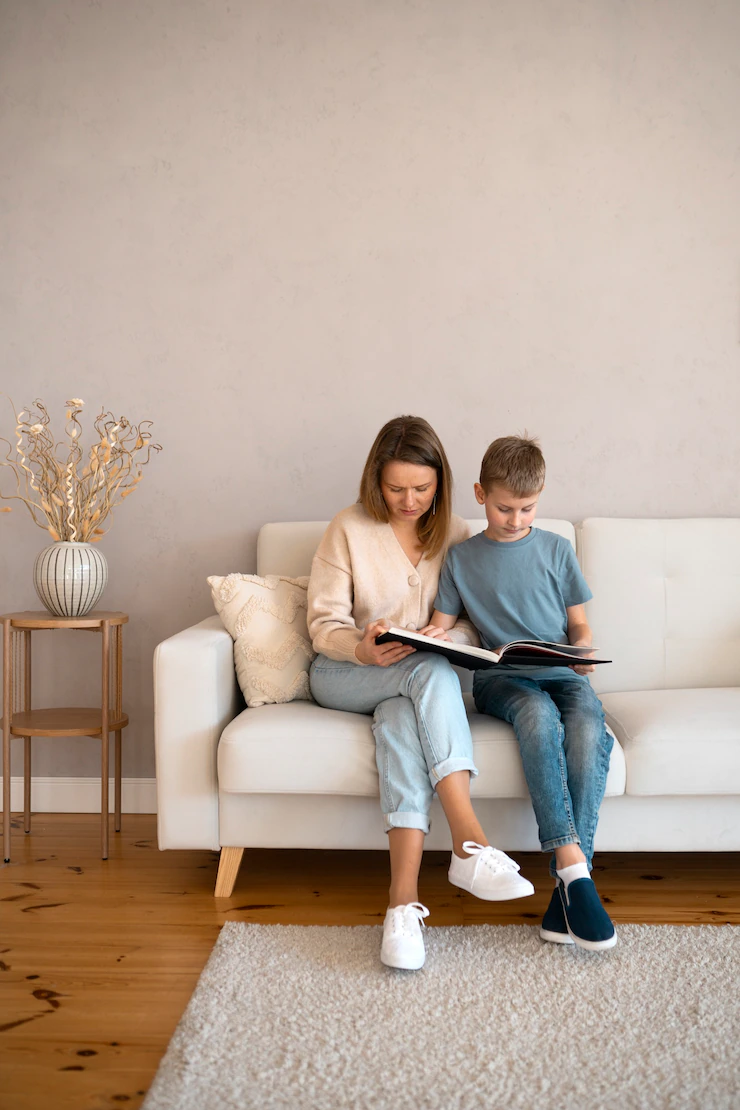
top-left (1, 813), bottom-right (738, 1109)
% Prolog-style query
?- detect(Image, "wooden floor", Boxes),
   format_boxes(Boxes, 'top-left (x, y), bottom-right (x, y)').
top-left (1, 814), bottom-right (739, 1110)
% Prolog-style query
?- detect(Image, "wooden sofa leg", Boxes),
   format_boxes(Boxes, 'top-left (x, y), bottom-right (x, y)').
top-left (215, 847), bottom-right (244, 898)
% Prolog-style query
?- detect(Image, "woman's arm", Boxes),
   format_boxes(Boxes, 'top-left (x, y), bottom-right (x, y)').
top-left (307, 553), bottom-right (366, 663)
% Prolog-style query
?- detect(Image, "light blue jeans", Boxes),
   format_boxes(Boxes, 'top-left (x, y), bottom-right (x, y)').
top-left (472, 671), bottom-right (613, 876)
top-left (310, 652), bottom-right (478, 833)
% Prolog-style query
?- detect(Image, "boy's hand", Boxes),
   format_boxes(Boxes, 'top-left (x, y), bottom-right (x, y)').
top-left (418, 623), bottom-right (453, 642)
top-left (355, 619), bottom-right (416, 667)
top-left (570, 642), bottom-right (595, 675)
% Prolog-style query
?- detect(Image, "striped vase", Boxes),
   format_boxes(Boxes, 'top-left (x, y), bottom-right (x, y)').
top-left (33, 542), bottom-right (108, 618)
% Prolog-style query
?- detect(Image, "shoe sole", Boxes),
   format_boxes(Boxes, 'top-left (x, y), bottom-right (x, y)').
top-left (539, 927), bottom-right (574, 945)
top-left (448, 875), bottom-right (535, 901)
top-left (381, 951), bottom-right (425, 970)
top-left (566, 926), bottom-right (618, 951)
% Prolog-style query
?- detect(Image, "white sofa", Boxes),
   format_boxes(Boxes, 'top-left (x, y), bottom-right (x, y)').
top-left (153, 518), bottom-right (740, 896)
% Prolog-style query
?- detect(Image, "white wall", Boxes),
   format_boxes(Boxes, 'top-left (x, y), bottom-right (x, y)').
top-left (1, 0), bottom-right (739, 783)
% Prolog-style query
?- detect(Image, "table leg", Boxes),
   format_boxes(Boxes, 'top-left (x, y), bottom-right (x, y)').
top-left (23, 630), bottom-right (31, 833)
top-left (114, 730), bottom-right (122, 832)
top-left (115, 623), bottom-right (122, 834)
top-left (2, 618), bottom-right (11, 863)
top-left (23, 738), bottom-right (31, 833)
top-left (101, 620), bottom-right (110, 860)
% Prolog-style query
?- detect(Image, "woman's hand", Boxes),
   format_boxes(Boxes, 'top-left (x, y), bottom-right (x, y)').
top-left (418, 623), bottom-right (453, 642)
top-left (354, 620), bottom-right (416, 667)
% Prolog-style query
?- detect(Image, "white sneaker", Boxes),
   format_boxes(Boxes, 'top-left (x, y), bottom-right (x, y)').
top-left (448, 841), bottom-right (535, 901)
top-left (380, 902), bottom-right (430, 970)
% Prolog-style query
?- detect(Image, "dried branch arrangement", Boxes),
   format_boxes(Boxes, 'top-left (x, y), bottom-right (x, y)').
top-left (0, 397), bottom-right (161, 542)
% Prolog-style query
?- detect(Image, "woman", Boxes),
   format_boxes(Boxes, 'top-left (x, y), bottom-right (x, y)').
top-left (308, 416), bottom-right (533, 970)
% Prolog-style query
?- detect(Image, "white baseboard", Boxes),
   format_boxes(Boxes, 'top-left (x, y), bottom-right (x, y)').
top-left (0, 776), bottom-right (157, 813)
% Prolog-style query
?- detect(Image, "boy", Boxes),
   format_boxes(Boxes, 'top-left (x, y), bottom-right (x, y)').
top-left (426, 435), bottom-right (616, 950)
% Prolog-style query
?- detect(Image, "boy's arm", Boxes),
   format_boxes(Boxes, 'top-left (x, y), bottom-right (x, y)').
top-left (419, 609), bottom-right (457, 642)
top-left (425, 553), bottom-right (480, 645)
top-left (566, 603), bottom-right (595, 674)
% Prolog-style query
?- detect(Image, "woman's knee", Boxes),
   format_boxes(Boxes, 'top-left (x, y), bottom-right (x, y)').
top-left (374, 694), bottom-right (417, 732)
top-left (406, 652), bottom-right (460, 693)
top-left (411, 651), bottom-right (453, 675)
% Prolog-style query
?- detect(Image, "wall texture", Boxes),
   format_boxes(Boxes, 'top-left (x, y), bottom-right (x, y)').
top-left (1, 0), bottom-right (739, 783)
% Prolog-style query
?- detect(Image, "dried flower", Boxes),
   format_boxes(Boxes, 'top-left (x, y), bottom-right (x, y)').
top-left (1, 396), bottom-right (161, 541)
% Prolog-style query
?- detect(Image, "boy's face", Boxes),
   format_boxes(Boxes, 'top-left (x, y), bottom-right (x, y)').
top-left (474, 482), bottom-right (541, 543)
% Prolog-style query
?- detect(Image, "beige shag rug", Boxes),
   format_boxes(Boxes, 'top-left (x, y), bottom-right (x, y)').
top-left (143, 922), bottom-right (740, 1110)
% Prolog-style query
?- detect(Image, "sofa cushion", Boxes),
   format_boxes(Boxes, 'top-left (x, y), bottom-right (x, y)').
top-left (217, 696), bottom-right (625, 800)
top-left (600, 688), bottom-right (740, 796)
top-left (207, 573), bottom-right (316, 707)
top-left (218, 702), bottom-right (378, 795)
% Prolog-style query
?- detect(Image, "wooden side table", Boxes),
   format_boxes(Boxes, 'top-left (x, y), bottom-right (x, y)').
top-left (1, 611), bottom-right (129, 862)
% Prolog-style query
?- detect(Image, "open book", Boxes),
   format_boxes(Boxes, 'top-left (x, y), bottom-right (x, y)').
top-left (375, 627), bottom-right (611, 671)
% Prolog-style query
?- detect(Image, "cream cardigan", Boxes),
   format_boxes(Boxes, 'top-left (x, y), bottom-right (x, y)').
top-left (307, 503), bottom-right (475, 664)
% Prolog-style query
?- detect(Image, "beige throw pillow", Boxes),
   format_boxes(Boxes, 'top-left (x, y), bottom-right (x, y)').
top-left (207, 573), bottom-right (316, 707)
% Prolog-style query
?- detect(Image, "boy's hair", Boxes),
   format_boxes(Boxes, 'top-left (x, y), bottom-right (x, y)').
top-left (359, 414), bottom-right (453, 559)
top-left (479, 435), bottom-right (546, 496)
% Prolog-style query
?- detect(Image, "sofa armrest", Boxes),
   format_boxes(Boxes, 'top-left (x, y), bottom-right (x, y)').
top-left (153, 615), bottom-right (241, 850)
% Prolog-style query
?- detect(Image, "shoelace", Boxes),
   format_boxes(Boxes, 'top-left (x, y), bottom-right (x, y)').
top-left (387, 902), bottom-right (430, 937)
top-left (461, 840), bottom-right (521, 879)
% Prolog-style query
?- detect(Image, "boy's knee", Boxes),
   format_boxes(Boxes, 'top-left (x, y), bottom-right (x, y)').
top-left (578, 692), bottom-right (606, 730)
top-left (563, 705), bottom-right (612, 762)
top-left (511, 694), bottom-right (559, 734)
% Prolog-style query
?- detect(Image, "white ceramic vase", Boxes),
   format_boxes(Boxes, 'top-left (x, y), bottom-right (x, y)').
top-left (33, 541), bottom-right (108, 618)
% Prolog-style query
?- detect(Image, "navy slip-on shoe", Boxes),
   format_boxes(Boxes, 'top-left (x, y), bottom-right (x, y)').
top-left (559, 876), bottom-right (617, 951)
top-left (540, 884), bottom-right (574, 945)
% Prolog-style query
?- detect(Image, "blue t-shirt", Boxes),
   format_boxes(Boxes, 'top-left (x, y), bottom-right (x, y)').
top-left (434, 527), bottom-right (593, 680)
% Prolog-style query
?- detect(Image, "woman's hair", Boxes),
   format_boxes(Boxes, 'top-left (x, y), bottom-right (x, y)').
top-left (359, 415), bottom-right (453, 559)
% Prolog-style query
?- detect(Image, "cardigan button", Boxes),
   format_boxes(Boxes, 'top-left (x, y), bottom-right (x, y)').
top-left (408, 574), bottom-right (420, 586)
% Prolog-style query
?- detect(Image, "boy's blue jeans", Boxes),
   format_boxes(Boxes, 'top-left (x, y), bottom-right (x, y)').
top-left (310, 652), bottom-right (478, 834)
top-left (473, 671), bottom-right (613, 877)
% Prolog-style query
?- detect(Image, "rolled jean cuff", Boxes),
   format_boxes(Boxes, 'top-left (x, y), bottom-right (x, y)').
top-left (431, 757), bottom-right (478, 787)
top-left (384, 811), bottom-right (431, 834)
top-left (540, 834), bottom-right (582, 852)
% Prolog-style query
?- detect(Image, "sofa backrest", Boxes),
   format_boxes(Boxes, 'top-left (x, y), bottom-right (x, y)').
top-left (257, 518), bottom-right (576, 578)
top-left (581, 518), bottom-right (740, 693)
top-left (256, 517), bottom-right (739, 693)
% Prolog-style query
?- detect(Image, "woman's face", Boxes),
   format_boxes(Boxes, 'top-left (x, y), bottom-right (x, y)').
top-left (380, 461), bottom-right (438, 526)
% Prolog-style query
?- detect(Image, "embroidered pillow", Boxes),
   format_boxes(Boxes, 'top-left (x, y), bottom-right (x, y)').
top-left (207, 573), bottom-right (316, 707)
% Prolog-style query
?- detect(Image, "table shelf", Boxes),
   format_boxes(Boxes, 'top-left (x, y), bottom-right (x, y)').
top-left (2, 708), bottom-right (129, 738)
